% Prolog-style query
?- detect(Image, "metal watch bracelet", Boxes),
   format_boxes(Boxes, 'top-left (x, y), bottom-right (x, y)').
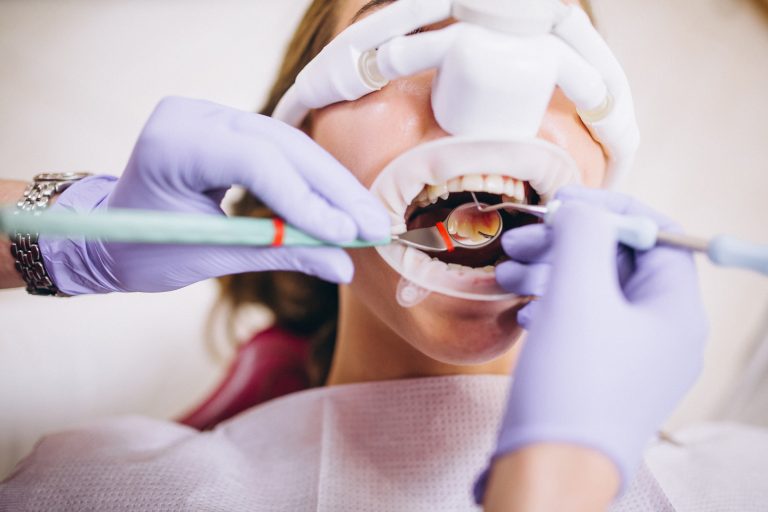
top-left (10, 172), bottom-right (92, 296)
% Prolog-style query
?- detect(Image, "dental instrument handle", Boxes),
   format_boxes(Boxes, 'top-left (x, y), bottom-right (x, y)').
top-left (0, 207), bottom-right (389, 249)
top-left (707, 235), bottom-right (768, 276)
top-left (545, 200), bottom-right (659, 250)
top-left (546, 202), bottom-right (768, 276)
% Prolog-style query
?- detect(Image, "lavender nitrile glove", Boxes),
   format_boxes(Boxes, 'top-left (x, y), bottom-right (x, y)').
top-left (475, 187), bottom-right (708, 501)
top-left (40, 97), bottom-right (389, 294)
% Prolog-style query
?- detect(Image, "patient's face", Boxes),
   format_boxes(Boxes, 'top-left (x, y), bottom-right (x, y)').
top-left (309, 0), bottom-right (607, 365)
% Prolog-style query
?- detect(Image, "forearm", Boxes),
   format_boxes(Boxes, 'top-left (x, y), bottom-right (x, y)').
top-left (483, 444), bottom-right (619, 512)
top-left (0, 180), bottom-right (30, 289)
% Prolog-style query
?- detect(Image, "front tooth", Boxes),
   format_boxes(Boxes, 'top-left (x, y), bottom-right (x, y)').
top-left (447, 178), bottom-right (462, 193)
top-left (514, 180), bottom-right (526, 203)
top-left (482, 265), bottom-right (496, 274)
top-left (428, 184), bottom-right (448, 202)
top-left (503, 178), bottom-right (516, 197)
top-left (461, 174), bottom-right (484, 192)
top-left (485, 175), bottom-right (504, 195)
top-left (457, 220), bottom-right (474, 239)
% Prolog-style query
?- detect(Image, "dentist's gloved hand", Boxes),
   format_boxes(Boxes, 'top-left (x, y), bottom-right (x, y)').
top-left (476, 187), bottom-right (708, 501)
top-left (40, 97), bottom-right (389, 294)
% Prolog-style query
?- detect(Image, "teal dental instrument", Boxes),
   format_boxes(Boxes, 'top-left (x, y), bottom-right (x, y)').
top-left (4, 198), bottom-right (766, 278)
top-left (0, 205), bottom-right (468, 252)
top-left (0, 206), bottom-right (389, 249)
top-left (470, 192), bottom-right (768, 277)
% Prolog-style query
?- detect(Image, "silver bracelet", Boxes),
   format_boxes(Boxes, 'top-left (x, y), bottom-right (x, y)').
top-left (10, 172), bottom-right (91, 296)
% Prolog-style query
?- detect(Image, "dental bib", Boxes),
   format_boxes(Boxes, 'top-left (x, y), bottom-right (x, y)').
top-left (0, 375), bottom-right (692, 511)
top-left (273, 0), bottom-right (641, 303)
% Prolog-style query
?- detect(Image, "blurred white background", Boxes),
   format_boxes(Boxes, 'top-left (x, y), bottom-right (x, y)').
top-left (1, 0), bottom-right (767, 477)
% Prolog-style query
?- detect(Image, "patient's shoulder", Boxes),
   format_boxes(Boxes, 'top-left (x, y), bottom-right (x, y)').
top-left (0, 416), bottom-right (258, 511)
top-left (19, 415), bottom-right (196, 463)
top-left (1, 416), bottom-right (199, 486)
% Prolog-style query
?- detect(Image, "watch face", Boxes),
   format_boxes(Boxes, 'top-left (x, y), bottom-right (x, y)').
top-left (34, 172), bottom-right (92, 182)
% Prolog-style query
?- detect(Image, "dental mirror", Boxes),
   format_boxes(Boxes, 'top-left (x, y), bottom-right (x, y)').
top-left (445, 202), bottom-right (503, 249)
top-left (392, 201), bottom-right (504, 252)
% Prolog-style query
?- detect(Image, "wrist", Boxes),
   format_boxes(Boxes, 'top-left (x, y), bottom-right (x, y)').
top-left (1, 181), bottom-right (29, 289)
top-left (38, 175), bottom-right (118, 295)
top-left (10, 173), bottom-right (95, 295)
top-left (482, 444), bottom-right (619, 512)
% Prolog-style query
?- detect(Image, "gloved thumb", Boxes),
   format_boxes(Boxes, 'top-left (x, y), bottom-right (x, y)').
top-left (546, 201), bottom-right (622, 301)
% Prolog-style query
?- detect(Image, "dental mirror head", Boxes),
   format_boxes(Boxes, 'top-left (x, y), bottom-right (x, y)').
top-left (392, 201), bottom-right (503, 253)
top-left (444, 202), bottom-right (502, 249)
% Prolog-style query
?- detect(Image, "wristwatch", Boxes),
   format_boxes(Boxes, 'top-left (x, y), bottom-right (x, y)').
top-left (10, 172), bottom-right (92, 296)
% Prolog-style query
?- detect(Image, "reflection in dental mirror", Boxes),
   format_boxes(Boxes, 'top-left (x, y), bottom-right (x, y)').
top-left (445, 202), bottom-right (502, 248)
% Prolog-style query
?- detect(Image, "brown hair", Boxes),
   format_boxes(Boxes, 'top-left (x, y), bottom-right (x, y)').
top-left (219, 0), bottom-right (593, 387)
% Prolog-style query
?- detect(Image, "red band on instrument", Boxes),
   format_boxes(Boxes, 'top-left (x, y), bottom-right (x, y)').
top-left (272, 218), bottom-right (285, 247)
top-left (435, 221), bottom-right (455, 252)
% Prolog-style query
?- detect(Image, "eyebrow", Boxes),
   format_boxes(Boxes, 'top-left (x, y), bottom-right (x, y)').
top-left (351, 0), bottom-right (397, 23)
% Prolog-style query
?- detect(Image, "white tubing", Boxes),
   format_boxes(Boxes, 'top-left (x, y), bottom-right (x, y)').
top-left (553, 6), bottom-right (630, 98)
top-left (351, 0), bottom-right (453, 50)
top-left (272, 85), bottom-right (309, 128)
top-left (273, 0), bottom-right (452, 126)
top-left (376, 25), bottom-right (461, 80)
top-left (554, 38), bottom-right (609, 112)
top-left (587, 93), bottom-right (641, 188)
top-left (553, 5), bottom-right (640, 188)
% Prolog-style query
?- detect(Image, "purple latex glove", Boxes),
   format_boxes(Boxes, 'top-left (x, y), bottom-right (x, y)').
top-left (475, 186), bottom-right (708, 501)
top-left (40, 97), bottom-right (389, 294)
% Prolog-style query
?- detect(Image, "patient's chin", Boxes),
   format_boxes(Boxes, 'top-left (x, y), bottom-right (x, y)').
top-left (395, 291), bottom-right (524, 362)
top-left (408, 310), bottom-right (524, 366)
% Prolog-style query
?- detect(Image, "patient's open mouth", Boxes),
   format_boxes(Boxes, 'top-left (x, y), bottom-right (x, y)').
top-left (404, 176), bottom-right (541, 269)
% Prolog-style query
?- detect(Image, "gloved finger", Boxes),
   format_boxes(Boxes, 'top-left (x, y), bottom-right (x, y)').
top-left (501, 224), bottom-right (553, 264)
top-left (495, 260), bottom-right (550, 297)
top-left (199, 136), bottom-right (360, 244)
top-left (272, 128), bottom-right (391, 242)
top-left (616, 245), bottom-right (637, 289)
top-left (503, 223), bottom-right (634, 286)
top-left (546, 201), bottom-right (623, 302)
top-left (556, 185), bottom-right (679, 231)
top-left (516, 300), bottom-right (542, 330)
top-left (624, 243), bottom-right (703, 318)
top-left (202, 246), bottom-right (355, 284)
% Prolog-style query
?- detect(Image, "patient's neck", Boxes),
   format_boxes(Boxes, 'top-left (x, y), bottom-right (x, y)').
top-left (326, 286), bottom-right (518, 386)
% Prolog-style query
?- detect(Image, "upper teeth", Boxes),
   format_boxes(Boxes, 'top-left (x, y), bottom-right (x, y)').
top-left (413, 174), bottom-right (528, 208)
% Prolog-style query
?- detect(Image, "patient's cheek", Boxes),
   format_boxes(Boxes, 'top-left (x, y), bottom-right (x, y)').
top-left (310, 73), bottom-right (444, 189)
top-left (538, 90), bottom-right (607, 188)
top-left (311, 103), bottom-right (410, 189)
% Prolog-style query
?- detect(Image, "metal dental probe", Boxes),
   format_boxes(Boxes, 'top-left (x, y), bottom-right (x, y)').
top-left (469, 192), bottom-right (768, 277)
